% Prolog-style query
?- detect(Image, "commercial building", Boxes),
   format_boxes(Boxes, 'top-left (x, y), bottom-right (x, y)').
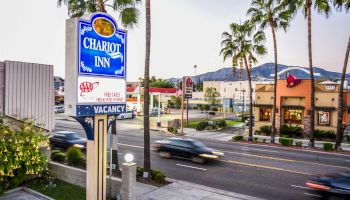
top-left (254, 79), bottom-right (350, 135)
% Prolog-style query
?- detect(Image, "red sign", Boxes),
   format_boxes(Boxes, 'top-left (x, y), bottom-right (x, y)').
top-left (286, 75), bottom-right (301, 88)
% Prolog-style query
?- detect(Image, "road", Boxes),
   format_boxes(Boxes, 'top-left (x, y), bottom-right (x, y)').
top-left (54, 117), bottom-right (350, 200)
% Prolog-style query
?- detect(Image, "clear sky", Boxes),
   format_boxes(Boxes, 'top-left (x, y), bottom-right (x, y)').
top-left (0, 0), bottom-right (349, 81)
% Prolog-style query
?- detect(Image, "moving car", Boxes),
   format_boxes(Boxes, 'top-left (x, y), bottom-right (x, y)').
top-left (305, 171), bottom-right (350, 199)
top-left (49, 131), bottom-right (87, 151)
top-left (116, 112), bottom-right (135, 120)
top-left (152, 137), bottom-right (224, 163)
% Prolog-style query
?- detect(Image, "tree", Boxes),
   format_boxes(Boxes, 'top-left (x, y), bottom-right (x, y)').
top-left (143, 0), bottom-right (151, 178)
top-left (285, 0), bottom-right (332, 147)
top-left (57, 0), bottom-right (141, 28)
top-left (168, 96), bottom-right (182, 108)
top-left (150, 78), bottom-right (175, 88)
top-left (247, 0), bottom-right (293, 144)
top-left (220, 20), bottom-right (267, 141)
top-left (335, 36), bottom-right (350, 150)
top-left (204, 87), bottom-right (221, 108)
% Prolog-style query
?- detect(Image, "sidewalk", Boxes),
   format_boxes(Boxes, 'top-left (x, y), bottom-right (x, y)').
top-left (137, 179), bottom-right (264, 200)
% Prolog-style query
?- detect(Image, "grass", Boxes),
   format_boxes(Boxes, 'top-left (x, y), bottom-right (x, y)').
top-left (28, 179), bottom-right (85, 200)
top-left (184, 119), bottom-right (242, 129)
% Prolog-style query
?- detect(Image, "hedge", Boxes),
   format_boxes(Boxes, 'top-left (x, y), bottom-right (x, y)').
top-left (66, 147), bottom-right (85, 166)
top-left (323, 143), bottom-right (334, 151)
top-left (233, 135), bottom-right (244, 141)
top-left (279, 137), bottom-right (293, 146)
top-left (51, 150), bottom-right (66, 162)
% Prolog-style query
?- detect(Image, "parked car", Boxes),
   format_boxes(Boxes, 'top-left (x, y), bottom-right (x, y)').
top-left (116, 112), bottom-right (135, 120)
top-left (150, 110), bottom-right (161, 117)
top-left (55, 106), bottom-right (64, 113)
top-left (305, 171), bottom-right (350, 199)
top-left (152, 107), bottom-right (164, 114)
top-left (49, 131), bottom-right (86, 151)
top-left (152, 137), bottom-right (224, 164)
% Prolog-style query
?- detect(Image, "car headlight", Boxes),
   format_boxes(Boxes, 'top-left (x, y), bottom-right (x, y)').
top-left (199, 154), bottom-right (218, 159)
top-left (212, 151), bottom-right (224, 156)
top-left (73, 144), bottom-right (84, 149)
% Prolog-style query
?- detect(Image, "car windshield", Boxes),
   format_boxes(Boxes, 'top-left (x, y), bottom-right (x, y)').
top-left (65, 133), bottom-right (81, 140)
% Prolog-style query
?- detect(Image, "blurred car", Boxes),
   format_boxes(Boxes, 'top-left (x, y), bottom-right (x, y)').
top-left (152, 107), bottom-right (164, 114)
top-left (150, 110), bottom-right (161, 117)
top-left (55, 106), bottom-right (64, 113)
top-left (152, 137), bottom-right (224, 164)
top-left (305, 171), bottom-right (350, 199)
top-left (49, 131), bottom-right (86, 151)
top-left (116, 112), bottom-right (135, 120)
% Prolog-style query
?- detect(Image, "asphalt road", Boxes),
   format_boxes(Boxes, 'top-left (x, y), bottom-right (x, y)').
top-left (54, 118), bottom-right (350, 200)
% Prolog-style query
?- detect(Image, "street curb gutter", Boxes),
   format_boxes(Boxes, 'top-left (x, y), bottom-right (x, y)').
top-left (165, 178), bottom-right (265, 200)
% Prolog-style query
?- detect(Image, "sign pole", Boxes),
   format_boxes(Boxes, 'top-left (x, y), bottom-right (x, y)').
top-left (181, 77), bottom-right (185, 134)
top-left (186, 98), bottom-right (189, 125)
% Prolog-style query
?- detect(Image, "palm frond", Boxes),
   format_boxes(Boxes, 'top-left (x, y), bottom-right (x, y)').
top-left (119, 7), bottom-right (139, 28)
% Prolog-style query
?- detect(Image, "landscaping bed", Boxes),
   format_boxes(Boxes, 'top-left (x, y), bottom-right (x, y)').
top-left (184, 119), bottom-right (242, 130)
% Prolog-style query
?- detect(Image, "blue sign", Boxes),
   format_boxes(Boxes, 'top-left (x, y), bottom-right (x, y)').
top-left (78, 13), bottom-right (126, 78)
top-left (77, 104), bottom-right (126, 116)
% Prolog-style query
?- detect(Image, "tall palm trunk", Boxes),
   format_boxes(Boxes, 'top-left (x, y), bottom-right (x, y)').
top-left (143, 0), bottom-right (151, 178)
top-left (307, 1), bottom-right (315, 147)
top-left (97, 0), bottom-right (106, 12)
top-left (270, 22), bottom-right (278, 144)
top-left (244, 56), bottom-right (253, 141)
top-left (335, 36), bottom-right (350, 150)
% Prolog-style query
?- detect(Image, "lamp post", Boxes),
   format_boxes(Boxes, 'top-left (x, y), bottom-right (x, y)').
top-left (121, 153), bottom-right (136, 200)
top-left (241, 89), bottom-right (246, 122)
top-left (157, 93), bottom-right (161, 127)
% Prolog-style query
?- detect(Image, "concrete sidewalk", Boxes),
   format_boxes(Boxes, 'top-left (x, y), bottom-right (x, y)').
top-left (137, 179), bottom-right (264, 200)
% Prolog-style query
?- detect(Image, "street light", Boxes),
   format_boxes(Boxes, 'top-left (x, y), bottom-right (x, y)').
top-left (124, 153), bottom-right (134, 163)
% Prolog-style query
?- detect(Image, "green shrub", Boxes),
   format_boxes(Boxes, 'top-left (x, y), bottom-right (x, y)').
top-left (233, 135), bottom-right (244, 141)
top-left (258, 125), bottom-right (272, 136)
top-left (314, 130), bottom-right (336, 141)
top-left (196, 121), bottom-right (209, 131)
top-left (136, 167), bottom-right (166, 184)
top-left (0, 119), bottom-right (49, 193)
top-left (215, 120), bottom-right (227, 128)
top-left (323, 143), bottom-right (334, 151)
top-left (211, 108), bottom-right (218, 112)
top-left (295, 141), bottom-right (302, 147)
top-left (253, 137), bottom-right (258, 143)
top-left (279, 137), bottom-right (293, 146)
top-left (202, 105), bottom-right (209, 110)
top-left (262, 139), bottom-right (266, 143)
top-left (197, 104), bottom-right (203, 109)
top-left (66, 147), bottom-right (84, 166)
top-left (50, 150), bottom-right (66, 162)
top-left (280, 125), bottom-right (303, 138)
top-left (167, 127), bottom-right (178, 134)
top-left (151, 169), bottom-right (166, 184)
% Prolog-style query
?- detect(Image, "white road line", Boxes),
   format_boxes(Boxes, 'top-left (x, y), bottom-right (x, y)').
top-left (291, 185), bottom-right (311, 190)
top-left (304, 192), bottom-right (321, 197)
top-left (240, 147), bottom-right (278, 153)
top-left (176, 164), bottom-right (207, 171)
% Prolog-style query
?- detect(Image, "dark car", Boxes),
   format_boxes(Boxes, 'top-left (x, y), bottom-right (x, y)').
top-left (305, 171), bottom-right (350, 199)
top-left (152, 138), bottom-right (224, 164)
top-left (49, 131), bottom-right (87, 151)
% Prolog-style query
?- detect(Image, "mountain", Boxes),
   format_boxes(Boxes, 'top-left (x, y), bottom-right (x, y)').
top-left (169, 63), bottom-right (348, 83)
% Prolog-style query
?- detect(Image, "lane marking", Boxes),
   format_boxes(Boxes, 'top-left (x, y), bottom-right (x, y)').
top-left (221, 160), bottom-right (315, 176)
top-left (304, 192), bottom-right (321, 198)
top-left (221, 150), bottom-right (350, 170)
top-left (118, 143), bottom-right (144, 149)
top-left (240, 147), bottom-right (278, 153)
top-left (291, 185), bottom-right (311, 190)
top-left (176, 164), bottom-right (207, 171)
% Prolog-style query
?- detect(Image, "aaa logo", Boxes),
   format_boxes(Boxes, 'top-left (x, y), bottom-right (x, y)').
top-left (80, 81), bottom-right (99, 96)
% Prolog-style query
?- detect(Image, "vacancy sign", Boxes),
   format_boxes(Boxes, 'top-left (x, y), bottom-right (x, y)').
top-left (78, 76), bottom-right (125, 104)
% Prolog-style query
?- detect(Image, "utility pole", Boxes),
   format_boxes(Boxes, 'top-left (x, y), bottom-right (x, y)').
top-left (181, 78), bottom-right (185, 134)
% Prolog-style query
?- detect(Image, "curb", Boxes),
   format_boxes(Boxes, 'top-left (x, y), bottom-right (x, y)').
top-left (0, 187), bottom-right (54, 200)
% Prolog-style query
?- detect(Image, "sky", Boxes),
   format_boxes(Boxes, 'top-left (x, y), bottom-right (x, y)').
top-left (0, 0), bottom-right (349, 81)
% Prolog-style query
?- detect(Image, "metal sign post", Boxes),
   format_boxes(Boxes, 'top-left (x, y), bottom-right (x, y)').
top-left (65, 12), bottom-right (127, 200)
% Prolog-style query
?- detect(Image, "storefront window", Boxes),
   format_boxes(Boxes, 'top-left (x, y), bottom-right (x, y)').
top-left (284, 110), bottom-right (303, 124)
top-left (259, 108), bottom-right (271, 121)
top-left (318, 111), bottom-right (330, 126)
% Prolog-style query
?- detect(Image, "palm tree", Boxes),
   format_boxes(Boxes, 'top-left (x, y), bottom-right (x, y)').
top-left (285, 0), bottom-right (332, 147)
top-left (220, 20), bottom-right (267, 140)
top-left (143, 0), bottom-right (151, 178)
top-left (334, 1), bottom-right (350, 150)
top-left (57, 0), bottom-right (141, 28)
top-left (335, 36), bottom-right (350, 150)
top-left (247, 0), bottom-right (294, 144)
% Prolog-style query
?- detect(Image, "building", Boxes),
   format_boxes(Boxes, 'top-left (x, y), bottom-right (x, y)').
top-left (254, 78), bottom-right (350, 135)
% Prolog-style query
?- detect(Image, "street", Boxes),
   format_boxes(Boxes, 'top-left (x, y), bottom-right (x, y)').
top-left (54, 117), bottom-right (350, 200)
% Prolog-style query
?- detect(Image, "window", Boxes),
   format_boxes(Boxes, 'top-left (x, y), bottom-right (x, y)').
top-left (284, 110), bottom-right (303, 124)
top-left (259, 108), bottom-right (271, 121)
top-left (318, 111), bottom-right (330, 126)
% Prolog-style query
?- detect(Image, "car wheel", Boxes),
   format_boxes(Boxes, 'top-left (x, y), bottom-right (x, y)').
top-left (192, 157), bottom-right (205, 164)
top-left (158, 151), bottom-right (171, 158)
